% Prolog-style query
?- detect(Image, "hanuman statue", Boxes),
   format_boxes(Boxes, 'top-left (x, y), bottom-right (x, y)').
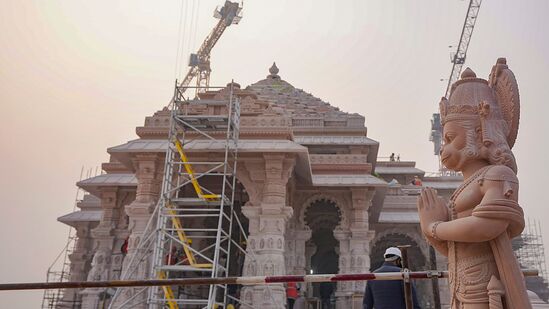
top-left (417, 58), bottom-right (531, 308)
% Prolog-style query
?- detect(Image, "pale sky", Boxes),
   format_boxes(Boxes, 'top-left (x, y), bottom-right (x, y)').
top-left (1, 1), bottom-right (549, 307)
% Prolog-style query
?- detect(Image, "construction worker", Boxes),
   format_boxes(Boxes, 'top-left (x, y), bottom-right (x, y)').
top-left (411, 175), bottom-right (423, 186)
top-left (363, 247), bottom-right (421, 309)
top-left (286, 281), bottom-right (298, 309)
top-left (165, 246), bottom-right (178, 265)
top-left (120, 237), bottom-right (129, 255)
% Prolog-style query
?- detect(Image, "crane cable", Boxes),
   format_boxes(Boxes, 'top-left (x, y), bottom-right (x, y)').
top-left (186, 0), bottom-right (196, 61)
top-left (174, 0), bottom-right (189, 79)
top-left (174, 0), bottom-right (201, 81)
top-left (192, 0), bottom-right (200, 52)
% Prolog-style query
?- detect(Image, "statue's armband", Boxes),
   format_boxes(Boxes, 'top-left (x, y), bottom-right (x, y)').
top-left (479, 166), bottom-right (519, 199)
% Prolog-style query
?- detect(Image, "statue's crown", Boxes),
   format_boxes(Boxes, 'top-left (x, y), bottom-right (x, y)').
top-left (439, 58), bottom-right (520, 148)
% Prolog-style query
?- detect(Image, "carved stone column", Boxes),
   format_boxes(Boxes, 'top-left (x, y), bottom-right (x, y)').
top-left (304, 241), bottom-right (317, 297)
top-left (113, 154), bottom-right (163, 309)
top-left (110, 191), bottom-right (133, 282)
top-left (239, 154), bottom-right (295, 309)
top-left (335, 188), bottom-right (375, 309)
top-left (81, 188), bottom-right (119, 309)
top-left (59, 222), bottom-right (94, 307)
top-left (334, 228), bottom-right (352, 308)
top-left (289, 228), bottom-right (312, 275)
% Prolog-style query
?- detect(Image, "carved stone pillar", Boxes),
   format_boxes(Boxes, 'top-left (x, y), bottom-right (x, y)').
top-left (335, 188), bottom-right (375, 309)
top-left (304, 241), bottom-right (317, 298)
top-left (239, 154), bottom-right (295, 309)
top-left (334, 228), bottom-right (352, 308)
top-left (113, 154), bottom-right (163, 309)
top-left (81, 188), bottom-right (119, 309)
top-left (110, 191), bottom-right (133, 282)
top-left (58, 222), bottom-right (94, 307)
top-left (289, 228), bottom-right (312, 275)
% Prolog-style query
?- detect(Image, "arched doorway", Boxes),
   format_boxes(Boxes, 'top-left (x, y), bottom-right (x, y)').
top-left (305, 198), bottom-right (341, 307)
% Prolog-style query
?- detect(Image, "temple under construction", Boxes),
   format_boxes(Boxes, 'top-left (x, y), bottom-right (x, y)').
top-left (41, 62), bottom-right (454, 309)
top-left (40, 1), bottom-right (549, 308)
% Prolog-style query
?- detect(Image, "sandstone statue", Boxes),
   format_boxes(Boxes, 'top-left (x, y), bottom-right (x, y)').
top-left (417, 58), bottom-right (531, 308)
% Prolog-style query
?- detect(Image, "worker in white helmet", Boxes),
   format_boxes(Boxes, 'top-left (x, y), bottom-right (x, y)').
top-left (363, 247), bottom-right (421, 309)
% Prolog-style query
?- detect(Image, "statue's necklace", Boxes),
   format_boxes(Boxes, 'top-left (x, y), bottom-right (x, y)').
top-left (449, 165), bottom-right (492, 216)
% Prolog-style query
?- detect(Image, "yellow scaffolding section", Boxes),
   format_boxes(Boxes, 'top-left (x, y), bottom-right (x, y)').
top-left (159, 138), bottom-right (220, 307)
top-left (166, 203), bottom-right (212, 269)
top-left (158, 271), bottom-right (179, 309)
top-left (174, 139), bottom-right (220, 201)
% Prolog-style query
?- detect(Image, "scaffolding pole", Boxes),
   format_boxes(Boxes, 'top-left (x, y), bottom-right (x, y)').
top-left (41, 167), bottom-right (88, 309)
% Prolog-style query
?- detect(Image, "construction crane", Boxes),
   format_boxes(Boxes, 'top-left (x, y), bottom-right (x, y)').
top-left (430, 0), bottom-right (482, 170)
top-left (179, 1), bottom-right (242, 95)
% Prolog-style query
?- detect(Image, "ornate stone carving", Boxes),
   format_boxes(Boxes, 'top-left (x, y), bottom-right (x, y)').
top-left (87, 249), bottom-right (110, 282)
top-left (299, 193), bottom-right (349, 229)
top-left (418, 59), bottom-right (530, 309)
top-left (309, 154), bottom-right (369, 165)
top-left (112, 154), bottom-right (163, 309)
top-left (240, 116), bottom-right (291, 128)
top-left (238, 153), bottom-right (297, 308)
top-left (237, 160), bottom-right (265, 206)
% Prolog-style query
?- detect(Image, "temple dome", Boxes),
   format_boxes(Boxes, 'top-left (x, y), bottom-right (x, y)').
top-left (245, 63), bottom-right (354, 118)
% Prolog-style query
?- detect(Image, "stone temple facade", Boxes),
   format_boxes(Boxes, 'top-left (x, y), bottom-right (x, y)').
top-left (57, 64), bottom-right (461, 309)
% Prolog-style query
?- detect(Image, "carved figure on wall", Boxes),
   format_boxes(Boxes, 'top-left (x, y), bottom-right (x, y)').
top-left (87, 250), bottom-right (110, 282)
top-left (417, 58), bottom-right (531, 308)
top-left (264, 260), bottom-right (275, 276)
top-left (243, 289), bottom-right (253, 304)
top-left (246, 260), bottom-right (257, 276)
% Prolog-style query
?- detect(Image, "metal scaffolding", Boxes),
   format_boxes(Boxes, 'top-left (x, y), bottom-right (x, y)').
top-left (42, 167), bottom-right (96, 309)
top-left (41, 234), bottom-right (78, 309)
top-left (514, 218), bottom-right (549, 301)
top-left (150, 82), bottom-right (241, 309)
top-left (109, 82), bottom-right (252, 309)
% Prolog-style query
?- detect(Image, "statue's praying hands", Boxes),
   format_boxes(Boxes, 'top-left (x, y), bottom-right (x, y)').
top-left (418, 189), bottom-right (448, 234)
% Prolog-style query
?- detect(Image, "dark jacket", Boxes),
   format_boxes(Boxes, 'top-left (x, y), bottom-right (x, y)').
top-left (363, 262), bottom-right (421, 309)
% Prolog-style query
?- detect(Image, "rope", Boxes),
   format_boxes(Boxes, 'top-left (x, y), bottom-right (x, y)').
top-left (186, 0), bottom-right (197, 59)
top-left (191, 0), bottom-right (200, 52)
top-left (174, 0), bottom-right (189, 79)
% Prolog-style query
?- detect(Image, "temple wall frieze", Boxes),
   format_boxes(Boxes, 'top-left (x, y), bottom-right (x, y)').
top-left (309, 154), bottom-right (369, 165)
top-left (240, 115), bottom-right (291, 127)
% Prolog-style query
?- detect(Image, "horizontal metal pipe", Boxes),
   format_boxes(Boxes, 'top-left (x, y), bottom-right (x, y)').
top-left (0, 269), bottom-right (538, 291)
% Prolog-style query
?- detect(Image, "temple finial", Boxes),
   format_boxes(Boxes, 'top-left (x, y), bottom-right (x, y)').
top-left (461, 67), bottom-right (477, 79)
top-left (269, 62), bottom-right (279, 75)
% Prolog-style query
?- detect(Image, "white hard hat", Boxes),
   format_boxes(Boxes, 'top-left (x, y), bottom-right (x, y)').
top-left (384, 247), bottom-right (402, 260)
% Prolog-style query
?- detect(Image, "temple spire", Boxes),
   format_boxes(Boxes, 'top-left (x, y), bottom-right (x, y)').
top-left (268, 62), bottom-right (280, 79)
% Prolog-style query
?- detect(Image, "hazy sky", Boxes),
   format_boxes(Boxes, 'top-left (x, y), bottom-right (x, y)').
top-left (1, 1), bottom-right (549, 307)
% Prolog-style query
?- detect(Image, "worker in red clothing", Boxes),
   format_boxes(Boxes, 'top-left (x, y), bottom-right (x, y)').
top-left (165, 246), bottom-right (178, 265)
top-left (286, 282), bottom-right (298, 309)
top-left (411, 175), bottom-right (423, 186)
top-left (120, 237), bottom-right (129, 255)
